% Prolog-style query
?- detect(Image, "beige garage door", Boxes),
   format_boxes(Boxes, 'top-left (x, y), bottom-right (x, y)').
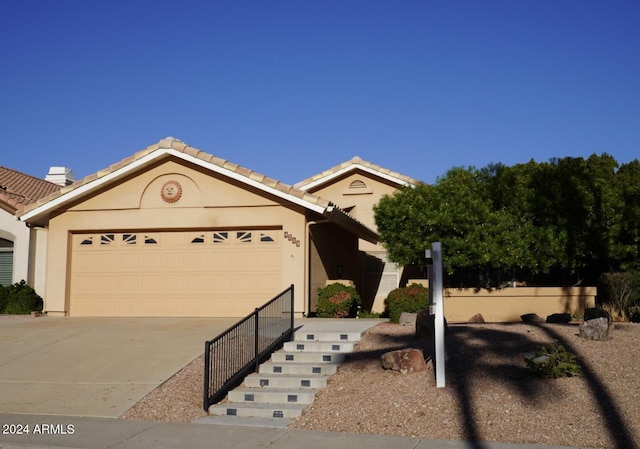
top-left (69, 230), bottom-right (282, 317)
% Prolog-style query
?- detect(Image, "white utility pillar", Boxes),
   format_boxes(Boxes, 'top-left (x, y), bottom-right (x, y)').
top-left (427, 242), bottom-right (446, 388)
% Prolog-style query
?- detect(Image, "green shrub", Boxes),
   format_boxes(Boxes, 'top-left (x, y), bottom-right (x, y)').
top-left (0, 285), bottom-right (8, 313)
top-left (385, 284), bottom-right (429, 323)
top-left (524, 345), bottom-right (582, 378)
top-left (316, 283), bottom-right (360, 318)
top-left (597, 272), bottom-right (640, 321)
top-left (1, 280), bottom-right (43, 314)
top-left (358, 310), bottom-right (381, 319)
top-left (627, 305), bottom-right (640, 323)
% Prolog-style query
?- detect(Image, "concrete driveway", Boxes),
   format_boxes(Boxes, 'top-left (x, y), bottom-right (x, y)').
top-left (0, 316), bottom-right (237, 418)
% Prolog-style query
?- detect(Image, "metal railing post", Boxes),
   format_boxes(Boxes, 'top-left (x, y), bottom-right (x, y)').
top-left (203, 340), bottom-right (211, 411)
top-left (290, 284), bottom-right (295, 339)
top-left (254, 308), bottom-right (260, 373)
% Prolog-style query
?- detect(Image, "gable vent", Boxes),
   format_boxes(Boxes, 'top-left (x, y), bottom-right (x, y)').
top-left (349, 180), bottom-right (367, 189)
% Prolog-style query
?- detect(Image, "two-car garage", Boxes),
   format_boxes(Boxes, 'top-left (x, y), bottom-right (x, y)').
top-left (69, 229), bottom-right (282, 317)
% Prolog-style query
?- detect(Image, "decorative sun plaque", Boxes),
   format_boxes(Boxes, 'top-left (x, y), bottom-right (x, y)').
top-left (160, 180), bottom-right (182, 203)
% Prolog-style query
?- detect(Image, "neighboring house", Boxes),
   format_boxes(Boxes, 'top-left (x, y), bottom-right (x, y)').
top-left (295, 157), bottom-right (420, 313)
top-left (0, 166), bottom-right (62, 293)
top-left (18, 138), bottom-right (378, 318)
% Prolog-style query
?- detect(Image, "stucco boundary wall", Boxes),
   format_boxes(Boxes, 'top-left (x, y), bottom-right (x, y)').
top-left (443, 287), bottom-right (597, 323)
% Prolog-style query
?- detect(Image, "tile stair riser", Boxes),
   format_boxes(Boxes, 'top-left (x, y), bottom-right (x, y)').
top-left (270, 351), bottom-right (346, 364)
top-left (258, 362), bottom-right (339, 375)
top-left (283, 341), bottom-right (355, 352)
top-left (244, 374), bottom-right (328, 389)
top-left (208, 403), bottom-right (306, 419)
top-left (228, 388), bottom-right (319, 404)
top-left (293, 331), bottom-right (362, 342)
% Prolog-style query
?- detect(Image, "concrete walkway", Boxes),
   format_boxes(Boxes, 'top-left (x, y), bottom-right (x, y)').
top-left (0, 413), bottom-right (591, 449)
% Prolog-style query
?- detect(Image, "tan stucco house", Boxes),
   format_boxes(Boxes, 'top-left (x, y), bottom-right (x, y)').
top-left (0, 167), bottom-right (61, 293)
top-left (18, 138), bottom-right (378, 317)
top-left (296, 157), bottom-right (419, 313)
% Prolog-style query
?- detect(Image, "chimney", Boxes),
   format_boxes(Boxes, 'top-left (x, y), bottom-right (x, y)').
top-left (45, 166), bottom-right (75, 187)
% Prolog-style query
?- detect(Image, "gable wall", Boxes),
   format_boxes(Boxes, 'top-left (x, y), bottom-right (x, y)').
top-left (306, 171), bottom-right (399, 253)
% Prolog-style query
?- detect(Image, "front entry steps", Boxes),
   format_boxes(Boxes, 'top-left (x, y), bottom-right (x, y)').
top-left (198, 327), bottom-right (366, 428)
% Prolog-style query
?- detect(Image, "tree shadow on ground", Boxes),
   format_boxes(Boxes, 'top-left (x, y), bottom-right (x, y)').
top-left (445, 324), bottom-right (563, 449)
top-left (343, 322), bottom-right (638, 449)
top-left (533, 323), bottom-right (638, 449)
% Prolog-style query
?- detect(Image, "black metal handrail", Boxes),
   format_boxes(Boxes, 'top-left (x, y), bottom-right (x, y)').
top-left (203, 284), bottom-right (295, 411)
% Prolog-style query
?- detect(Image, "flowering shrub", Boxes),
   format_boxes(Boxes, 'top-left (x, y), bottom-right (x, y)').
top-left (385, 284), bottom-right (429, 323)
top-left (316, 283), bottom-right (361, 318)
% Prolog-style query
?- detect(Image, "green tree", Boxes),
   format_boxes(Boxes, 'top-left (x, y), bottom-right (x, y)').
top-left (375, 154), bottom-right (640, 289)
top-left (375, 167), bottom-right (530, 287)
top-left (614, 160), bottom-right (640, 272)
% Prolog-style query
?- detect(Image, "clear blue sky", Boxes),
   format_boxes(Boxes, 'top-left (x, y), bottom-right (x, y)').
top-left (2, 1), bottom-right (638, 185)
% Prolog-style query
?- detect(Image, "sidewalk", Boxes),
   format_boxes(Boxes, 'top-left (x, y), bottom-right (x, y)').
top-left (0, 414), bottom-right (591, 449)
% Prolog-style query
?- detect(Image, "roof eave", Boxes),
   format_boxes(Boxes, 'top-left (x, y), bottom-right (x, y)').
top-left (298, 163), bottom-right (416, 191)
top-left (323, 205), bottom-right (379, 244)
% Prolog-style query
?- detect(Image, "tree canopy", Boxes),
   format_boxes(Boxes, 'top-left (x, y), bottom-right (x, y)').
top-left (374, 154), bottom-right (640, 288)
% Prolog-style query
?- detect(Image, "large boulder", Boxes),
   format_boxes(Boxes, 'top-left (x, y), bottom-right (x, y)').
top-left (584, 308), bottom-right (610, 322)
top-left (579, 317), bottom-right (614, 341)
top-left (546, 313), bottom-right (571, 324)
top-left (399, 312), bottom-right (417, 327)
top-left (521, 313), bottom-right (544, 323)
top-left (380, 348), bottom-right (427, 374)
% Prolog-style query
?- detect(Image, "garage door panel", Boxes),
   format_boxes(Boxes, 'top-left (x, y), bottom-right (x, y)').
top-left (94, 253), bottom-right (120, 271)
top-left (256, 250), bottom-right (281, 267)
top-left (233, 273), bottom-right (255, 290)
top-left (72, 274), bottom-right (97, 294)
top-left (137, 252), bottom-right (164, 270)
top-left (255, 273), bottom-right (281, 290)
top-left (162, 252), bottom-right (187, 269)
top-left (162, 274), bottom-right (185, 293)
top-left (118, 274), bottom-right (139, 290)
top-left (139, 274), bottom-right (164, 290)
top-left (232, 251), bottom-right (259, 268)
top-left (208, 251), bottom-right (231, 267)
top-left (96, 275), bottom-right (119, 291)
top-left (185, 273), bottom-right (208, 291)
top-left (185, 252), bottom-right (208, 268)
top-left (119, 254), bottom-right (140, 270)
top-left (70, 230), bottom-right (282, 317)
top-left (72, 253), bottom-right (96, 272)
top-left (209, 273), bottom-right (231, 290)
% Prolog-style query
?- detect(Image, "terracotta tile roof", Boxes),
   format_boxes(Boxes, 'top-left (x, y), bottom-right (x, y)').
top-left (19, 137), bottom-right (338, 215)
top-left (0, 166), bottom-right (61, 212)
top-left (295, 156), bottom-right (420, 190)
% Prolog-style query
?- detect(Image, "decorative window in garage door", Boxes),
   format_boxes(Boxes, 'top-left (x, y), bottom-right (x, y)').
top-left (77, 233), bottom-right (160, 248)
top-left (186, 231), bottom-right (278, 246)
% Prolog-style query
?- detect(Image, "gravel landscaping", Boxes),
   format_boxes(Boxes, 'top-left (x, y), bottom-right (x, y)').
top-left (120, 321), bottom-right (640, 449)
